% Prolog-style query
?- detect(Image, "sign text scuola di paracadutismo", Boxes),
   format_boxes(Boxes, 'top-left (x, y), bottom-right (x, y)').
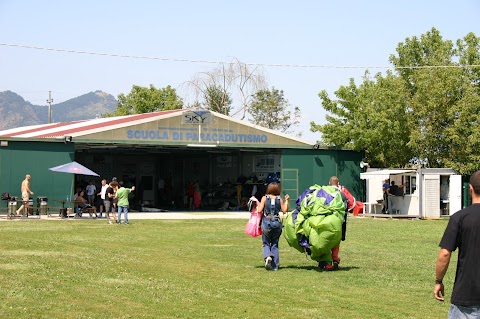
top-left (127, 130), bottom-right (268, 143)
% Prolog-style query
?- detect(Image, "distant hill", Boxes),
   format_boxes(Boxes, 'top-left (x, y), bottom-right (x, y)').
top-left (0, 90), bottom-right (117, 130)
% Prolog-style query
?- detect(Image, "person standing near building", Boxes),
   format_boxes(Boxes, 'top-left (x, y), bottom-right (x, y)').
top-left (86, 180), bottom-right (96, 206)
top-left (103, 181), bottom-right (116, 224)
top-left (115, 181), bottom-right (135, 225)
top-left (16, 174), bottom-right (34, 216)
top-left (185, 180), bottom-right (194, 210)
top-left (382, 179), bottom-right (390, 213)
top-left (158, 176), bottom-right (165, 204)
top-left (434, 170), bottom-right (480, 317)
top-left (97, 179), bottom-right (109, 218)
top-left (111, 177), bottom-right (118, 214)
top-left (193, 180), bottom-right (202, 210)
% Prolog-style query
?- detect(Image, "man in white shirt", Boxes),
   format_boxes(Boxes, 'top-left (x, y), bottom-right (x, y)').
top-left (97, 179), bottom-right (109, 218)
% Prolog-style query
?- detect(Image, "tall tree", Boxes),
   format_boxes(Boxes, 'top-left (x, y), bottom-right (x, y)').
top-left (457, 32), bottom-right (480, 92)
top-left (390, 28), bottom-right (480, 172)
top-left (107, 84), bottom-right (183, 116)
top-left (203, 85), bottom-right (233, 114)
top-left (442, 32), bottom-right (480, 174)
top-left (249, 87), bottom-right (301, 133)
top-left (312, 28), bottom-right (480, 173)
top-left (311, 71), bottom-right (411, 167)
top-left (185, 58), bottom-right (267, 118)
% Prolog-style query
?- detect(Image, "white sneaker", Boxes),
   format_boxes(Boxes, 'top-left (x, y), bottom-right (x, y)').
top-left (265, 256), bottom-right (273, 270)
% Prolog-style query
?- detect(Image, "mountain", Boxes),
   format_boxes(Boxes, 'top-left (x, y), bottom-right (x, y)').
top-left (0, 90), bottom-right (117, 130)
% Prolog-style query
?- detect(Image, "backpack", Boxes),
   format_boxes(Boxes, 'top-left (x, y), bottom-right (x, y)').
top-left (261, 195), bottom-right (282, 240)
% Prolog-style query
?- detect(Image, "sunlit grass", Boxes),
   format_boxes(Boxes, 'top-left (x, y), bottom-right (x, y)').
top-left (0, 217), bottom-right (453, 318)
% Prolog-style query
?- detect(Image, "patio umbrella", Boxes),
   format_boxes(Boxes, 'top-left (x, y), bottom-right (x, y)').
top-left (49, 161), bottom-right (99, 200)
top-left (49, 161), bottom-right (99, 177)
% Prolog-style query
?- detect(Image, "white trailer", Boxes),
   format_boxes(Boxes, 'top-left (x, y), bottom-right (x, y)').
top-left (360, 168), bottom-right (462, 218)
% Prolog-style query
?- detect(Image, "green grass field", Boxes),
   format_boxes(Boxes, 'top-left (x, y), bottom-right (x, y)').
top-left (0, 217), bottom-right (454, 319)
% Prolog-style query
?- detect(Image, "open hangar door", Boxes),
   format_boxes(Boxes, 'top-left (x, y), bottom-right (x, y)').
top-left (75, 143), bottom-right (281, 210)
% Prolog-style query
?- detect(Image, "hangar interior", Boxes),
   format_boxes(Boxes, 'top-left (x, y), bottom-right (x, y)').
top-left (75, 143), bottom-right (281, 210)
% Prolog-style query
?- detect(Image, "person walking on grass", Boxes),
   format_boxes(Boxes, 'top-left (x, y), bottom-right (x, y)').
top-left (256, 182), bottom-right (289, 271)
top-left (434, 170), bottom-right (480, 318)
top-left (115, 181), bottom-right (135, 225)
top-left (321, 176), bottom-right (351, 271)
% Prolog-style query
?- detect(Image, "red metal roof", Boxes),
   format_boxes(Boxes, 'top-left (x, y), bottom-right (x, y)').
top-left (0, 110), bottom-right (184, 139)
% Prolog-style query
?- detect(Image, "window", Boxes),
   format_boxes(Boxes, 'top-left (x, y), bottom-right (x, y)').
top-left (411, 177), bottom-right (417, 193)
top-left (404, 175), bottom-right (416, 195)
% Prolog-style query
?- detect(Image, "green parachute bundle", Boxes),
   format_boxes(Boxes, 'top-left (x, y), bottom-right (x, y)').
top-left (284, 185), bottom-right (346, 263)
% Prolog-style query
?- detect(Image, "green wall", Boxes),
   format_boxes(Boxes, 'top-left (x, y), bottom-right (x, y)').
top-left (0, 141), bottom-right (74, 207)
top-left (281, 149), bottom-right (364, 205)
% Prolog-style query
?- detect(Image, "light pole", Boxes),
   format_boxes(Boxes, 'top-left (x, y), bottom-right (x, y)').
top-left (47, 91), bottom-right (53, 123)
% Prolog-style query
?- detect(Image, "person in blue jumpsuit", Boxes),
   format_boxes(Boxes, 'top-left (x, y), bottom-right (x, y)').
top-left (256, 182), bottom-right (290, 271)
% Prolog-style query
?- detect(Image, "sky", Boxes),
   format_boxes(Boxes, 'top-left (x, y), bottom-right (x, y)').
top-left (0, 0), bottom-right (479, 142)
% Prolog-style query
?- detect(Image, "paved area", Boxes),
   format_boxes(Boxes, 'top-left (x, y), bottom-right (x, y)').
top-left (128, 211), bottom-right (250, 220)
top-left (1, 210), bottom-right (251, 221)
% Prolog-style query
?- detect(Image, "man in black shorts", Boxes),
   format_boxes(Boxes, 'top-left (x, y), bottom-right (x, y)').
top-left (434, 170), bottom-right (480, 318)
top-left (104, 181), bottom-right (116, 224)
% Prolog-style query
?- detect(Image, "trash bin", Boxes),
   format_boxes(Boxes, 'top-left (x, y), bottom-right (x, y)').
top-left (8, 201), bottom-right (17, 216)
top-left (37, 196), bottom-right (48, 215)
top-left (40, 201), bottom-right (48, 215)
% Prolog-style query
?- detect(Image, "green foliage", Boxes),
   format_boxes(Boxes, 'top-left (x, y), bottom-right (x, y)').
top-left (312, 27), bottom-right (480, 173)
top-left (249, 87), bottom-right (301, 133)
top-left (392, 29), bottom-right (480, 173)
top-left (0, 218), bottom-right (452, 319)
top-left (107, 84), bottom-right (183, 116)
top-left (204, 84), bottom-right (233, 114)
top-left (311, 72), bottom-right (411, 167)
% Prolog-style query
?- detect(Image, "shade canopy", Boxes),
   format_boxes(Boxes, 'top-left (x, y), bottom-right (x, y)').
top-left (49, 161), bottom-right (99, 177)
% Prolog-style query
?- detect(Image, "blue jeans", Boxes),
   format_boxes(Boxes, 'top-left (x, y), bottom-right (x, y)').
top-left (261, 217), bottom-right (282, 268)
top-left (449, 304), bottom-right (480, 319)
top-left (117, 206), bottom-right (129, 224)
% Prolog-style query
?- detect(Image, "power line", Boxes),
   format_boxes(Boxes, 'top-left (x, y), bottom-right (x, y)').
top-left (1, 42), bottom-right (479, 70)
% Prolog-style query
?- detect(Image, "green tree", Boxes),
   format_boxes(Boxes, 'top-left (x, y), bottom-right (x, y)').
top-left (311, 71), bottom-right (411, 167)
top-left (390, 28), bottom-right (480, 172)
top-left (443, 82), bottom-right (480, 174)
top-left (457, 32), bottom-right (480, 91)
top-left (312, 28), bottom-right (480, 172)
top-left (203, 85), bottom-right (233, 114)
top-left (249, 87), bottom-right (301, 133)
top-left (107, 84), bottom-right (183, 116)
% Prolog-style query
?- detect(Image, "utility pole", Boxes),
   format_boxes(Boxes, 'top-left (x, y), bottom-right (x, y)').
top-left (47, 91), bottom-right (53, 123)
